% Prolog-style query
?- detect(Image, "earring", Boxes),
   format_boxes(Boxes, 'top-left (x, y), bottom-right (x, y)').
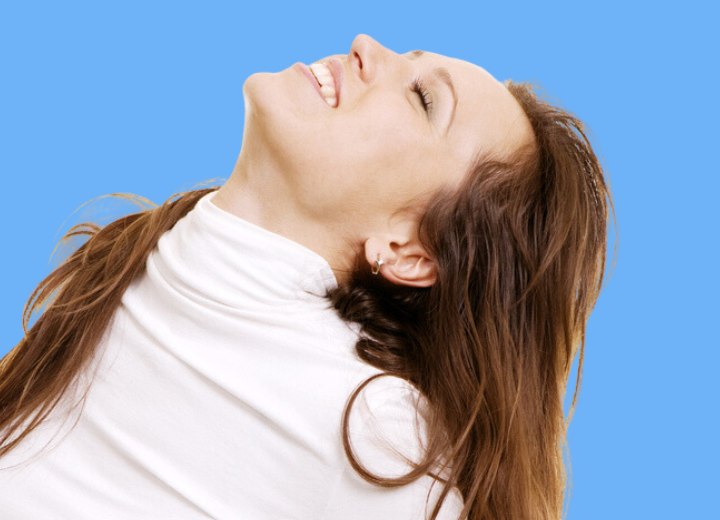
top-left (371, 253), bottom-right (385, 275)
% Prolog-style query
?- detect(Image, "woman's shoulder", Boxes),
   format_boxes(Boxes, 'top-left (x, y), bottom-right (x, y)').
top-left (327, 373), bottom-right (465, 519)
top-left (347, 374), bottom-right (431, 476)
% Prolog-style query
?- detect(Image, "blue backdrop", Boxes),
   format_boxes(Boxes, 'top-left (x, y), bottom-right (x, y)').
top-left (1, 1), bottom-right (716, 518)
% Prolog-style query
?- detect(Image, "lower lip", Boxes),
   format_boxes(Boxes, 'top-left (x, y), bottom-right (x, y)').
top-left (293, 62), bottom-right (327, 104)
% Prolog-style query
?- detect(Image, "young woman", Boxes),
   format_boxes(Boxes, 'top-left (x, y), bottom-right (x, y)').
top-left (0, 34), bottom-right (614, 519)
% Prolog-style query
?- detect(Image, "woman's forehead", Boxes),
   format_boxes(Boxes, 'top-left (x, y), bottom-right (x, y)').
top-left (418, 52), bottom-right (534, 160)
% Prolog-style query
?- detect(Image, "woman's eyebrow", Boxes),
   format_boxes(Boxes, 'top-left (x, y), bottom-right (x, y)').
top-left (405, 50), bottom-right (458, 136)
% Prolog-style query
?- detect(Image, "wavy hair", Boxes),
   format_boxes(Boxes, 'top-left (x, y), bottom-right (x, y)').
top-left (0, 80), bottom-right (615, 520)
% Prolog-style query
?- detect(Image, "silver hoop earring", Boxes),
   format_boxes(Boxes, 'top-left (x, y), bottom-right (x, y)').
top-left (371, 253), bottom-right (385, 275)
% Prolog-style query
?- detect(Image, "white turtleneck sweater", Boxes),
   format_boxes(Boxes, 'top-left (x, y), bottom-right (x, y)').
top-left (0, 190), bottom-right (464, 519)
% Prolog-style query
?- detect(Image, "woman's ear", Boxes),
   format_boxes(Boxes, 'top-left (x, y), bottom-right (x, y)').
top-left (382, 253), bottom-right (437, 287)
top-left (364, 237), bottom-right (437, 287)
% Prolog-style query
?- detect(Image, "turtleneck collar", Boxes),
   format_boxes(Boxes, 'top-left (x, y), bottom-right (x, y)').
top-left (151, 190), bottom-right (339, 309)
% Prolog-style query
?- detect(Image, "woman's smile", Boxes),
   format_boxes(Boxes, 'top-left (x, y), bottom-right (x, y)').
top-left (293, 62), bottom-right (330, 106)
top-left (293, 62), bottom-right (340, 108)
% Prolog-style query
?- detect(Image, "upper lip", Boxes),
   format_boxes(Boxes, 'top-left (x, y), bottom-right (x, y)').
top-left (320, 58), bottom-right (343, 107)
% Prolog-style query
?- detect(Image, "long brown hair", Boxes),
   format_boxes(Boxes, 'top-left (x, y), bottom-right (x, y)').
top-left (1, 80), bottom-right (615, 519)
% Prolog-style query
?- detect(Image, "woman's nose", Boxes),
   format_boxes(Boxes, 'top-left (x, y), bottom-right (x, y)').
top-left (349, 33), bottom-right (386, 84)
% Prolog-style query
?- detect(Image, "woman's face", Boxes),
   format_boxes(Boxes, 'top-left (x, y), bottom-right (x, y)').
top-left (221, 34), bottom-right (534, 285)
top-left (243, 34), bottom-right (530, 224)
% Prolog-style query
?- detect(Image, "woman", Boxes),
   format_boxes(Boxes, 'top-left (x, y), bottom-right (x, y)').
top-left (0, 33), bottom-right (614, 519)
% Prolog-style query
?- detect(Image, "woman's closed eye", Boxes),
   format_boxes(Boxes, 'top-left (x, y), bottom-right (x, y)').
top-left (411, 77), bottom-right (433, 114)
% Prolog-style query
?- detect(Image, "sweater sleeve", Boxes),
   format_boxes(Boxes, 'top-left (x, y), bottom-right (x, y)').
top-left (318, 376), bottom-right (465, 520)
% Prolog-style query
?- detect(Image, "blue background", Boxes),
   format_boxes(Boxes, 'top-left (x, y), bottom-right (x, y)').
top-left (1, 1), bottom-right (717, 518)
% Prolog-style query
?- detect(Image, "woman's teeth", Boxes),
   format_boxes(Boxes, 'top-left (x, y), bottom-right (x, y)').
top-left (309, 63), bottom-right (337, 107)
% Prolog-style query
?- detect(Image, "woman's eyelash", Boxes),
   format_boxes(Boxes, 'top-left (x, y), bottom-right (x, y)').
top-left (411, 77), bottom-right (433, 114)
